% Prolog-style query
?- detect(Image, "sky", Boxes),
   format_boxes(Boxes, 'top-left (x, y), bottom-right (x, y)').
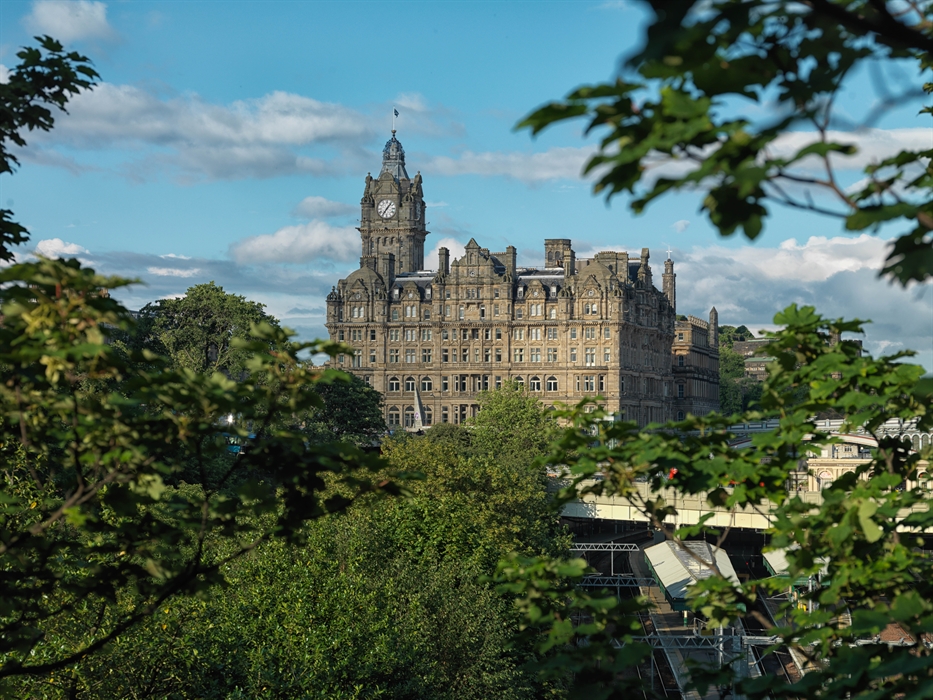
top-left (1, 0), bottom-right (931, 371)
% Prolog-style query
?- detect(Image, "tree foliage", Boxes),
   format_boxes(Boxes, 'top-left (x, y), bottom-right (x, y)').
top-left (518, 0), bottom-right (933, 285)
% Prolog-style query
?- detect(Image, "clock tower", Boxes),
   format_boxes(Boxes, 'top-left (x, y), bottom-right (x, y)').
top-left (359, 132), bottom-right (428, 274)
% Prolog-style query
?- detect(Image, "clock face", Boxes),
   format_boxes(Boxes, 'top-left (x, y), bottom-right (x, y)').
top-left (377, 199), bottom-right (397, 218)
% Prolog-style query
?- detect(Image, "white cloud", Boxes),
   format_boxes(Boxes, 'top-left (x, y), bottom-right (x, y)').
top-left (767, 128), bottom-right (933, 172)
top-left (673, 235), bottom-right (933, 372)
top-left (426, 146), bottom-right (595, 183)
top-left (0, 64), bottom-right (10, 84)
top-left (230, 221), bottom-right (360, 264)
top-left (24, 0), bottom-right (116, 43)
top-left (394, 93), bottom-right (429, 113)
top-left (293, 195), bottom-right (355, 219)
top-left (29, 84), bottom-right (371, 180)
top-left (425, 201), bottom-right (449, 208)
top-left (35, 237), bottom-right (89, 257)
top-left (426, 236), bottom-right (467, 269)
top-left (672, 219), bottom-right (690, 233)
top-left (146, 266), bottom-right (201, 277)
top-left (160, 253), bottom-right (191, 260)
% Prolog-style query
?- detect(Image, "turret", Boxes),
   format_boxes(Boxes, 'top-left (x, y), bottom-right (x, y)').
top-left (637, 248), bottom-right (652, 286)
top-left (709, 307), bottom-right (719, 348)
top-left (663, 258), bottom-right (676, 311)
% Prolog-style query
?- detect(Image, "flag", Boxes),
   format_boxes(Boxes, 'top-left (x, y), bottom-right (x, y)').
top-left (394, 108), bottom-right (399, 117)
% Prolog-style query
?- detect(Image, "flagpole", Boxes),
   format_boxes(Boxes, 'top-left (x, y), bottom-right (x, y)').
top-left (392, 108), bottom-right (396, 132)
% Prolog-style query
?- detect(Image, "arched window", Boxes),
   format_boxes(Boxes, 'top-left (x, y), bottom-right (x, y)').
top-left (676, 411), bottom-right (685, 421)
top-left (388, 377), bottom-right (400, 392)
top-left (818, 471), bottom-right (833, 490)
top-left (405, 376), bottom-right (416, 392)
top-left (584, 303), bottom-right (591, 315)
top-left (529, 376), bottom-right (542, 391)
top-left (514, 376), bottom-right (524, 387)
top-left (387, 407), bottom-right (400, 426)
top-left (549, 307), bottom-right (556, 319)
top-left (546, 376), bottom-right (558, 392)
top-left (421, 376), bottom-right (433, 392)
top-left (423, 406), bottom-right (433, 426)
top-left (404, 405), bottom-right (416, 428)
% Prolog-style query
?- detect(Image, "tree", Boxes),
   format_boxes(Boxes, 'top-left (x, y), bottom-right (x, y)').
top-left (469, 381), bottom-right (558, 464)
top-left (0, 40), bottom-right (396, 686)
top-left (0, 37), bottom-right (97, 261)
top-left (132, 282), bottom-right (282, 377)
top-left (497, 3), bottom-right (933, 698)
top-left (301, 372), bottom-right (386, 446)
top-left (519, 0), bottom-right (932, 286)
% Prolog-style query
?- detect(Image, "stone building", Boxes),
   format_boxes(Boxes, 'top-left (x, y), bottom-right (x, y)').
top-left (325, 132), bottom-right (718, 428)
top-left (672, 310), bottom-right (720, 419)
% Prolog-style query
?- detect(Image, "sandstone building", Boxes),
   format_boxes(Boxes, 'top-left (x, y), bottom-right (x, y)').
top-left (325, 133), bottom-right (719, 428)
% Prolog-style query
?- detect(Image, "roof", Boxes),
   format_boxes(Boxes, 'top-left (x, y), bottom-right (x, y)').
top-left (644, 540), bottom-right (739, 600)
top-left (763, 547), bottom-right (828, 580)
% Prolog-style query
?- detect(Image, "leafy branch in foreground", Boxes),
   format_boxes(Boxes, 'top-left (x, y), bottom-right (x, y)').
top-left (518, 0), bottom-right (933, 284)
top-left (496, 304), bottom-right (933, 699)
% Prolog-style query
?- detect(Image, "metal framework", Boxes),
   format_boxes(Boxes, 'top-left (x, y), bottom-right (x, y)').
top-left (579, 575), bottom-right (656, 588)
top-left (612, 634), bottom-right (780, 650)
top-left (570, 542), bottom-right (641, 552)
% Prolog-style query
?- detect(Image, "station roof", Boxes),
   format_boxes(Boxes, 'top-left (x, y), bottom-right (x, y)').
top-left (644, 540), bottom-right (739, 601)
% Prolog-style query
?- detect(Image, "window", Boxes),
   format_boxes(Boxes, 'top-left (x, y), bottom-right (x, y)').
top-left (531, 348), bottom-right (541, 362)
top-left (495, 349), bottom-right (502, 362)
top-left (529, 376), bottom-right (542, 391)
top-left (445, 290), bottom-right (451, 299)
top-left (514, 328), bottom-right (525, 340)
top-left (445, 304), bottom-right (451, 317)
top-left (584, 376), bottom-right (596, 392)
top-left (598, 375), bottom-right (605, 391)
top-left (584, 303), bottom-right (591, 315)
top-left (459, 305), bottom-right (465, 320)
top-left (494, 289), bottom-right (500, 298)
top-left (404, 406), bottom-right (416, 428)
top-left (678, 332), bottom-right (684, 341)
top-left (677, 411), bottom-right (685, 421)
top-left (421, 376), bottom-right (433, 392)
top-left (388, 408), bottom-right (400, 426)
top-left (405, 329), bottom-right (416, 342)
top-left (514, 376), bottom-right (524, 387)
top-left (370, 351), bottom-right (376, 363)
top-left (678, 355), bottom-right (685, 367)
top-left (484, 328), bottom-right (491, 341)
top-left (462, 329), bottom-right (469, 341)
top-left (495, 375), bottom-right (502, 389)
top-left (584, 327), bottom-right (596, 339)
top-left (423, 406), bottom-right (433, 426)
top-left (471, 329), bottom-right (479, 340)
top-left (442, 349), bottom-right (449, 363)
top-left (389, 349), bottom-right (400, 363)
top-left (516, 305), bottom-right (525, 319)
top-left (604, 348), bottom-right (611, 363)
top-left (549, 307), bottom-right (556, 319)
top-left (424, 310), bottom-right (431, 320)
top-left (462, 348), bottom-right (469, 362)
top-left (405, 349), bottom-right (416, 363)
top-left (338, 330), bottom-right (345, 341)
top-left (405, 377), bottom-right (416, 392)
top-left (530, 303), bottom-right (542, 316)
top-left (513, 348), bottom-right (524, 362)
top-left (421, 329), bottom-right (433, 341)
top-left (484, 348), bottom-right (491, 362)
top-left (620, 376), bottom-right (625, 393)
top-left (570, 328), bottom-right (577, 340)
top-left (388, 377), bottom-right (400, 391)
top-left (529, 328), bottom-right (541, 340)
top-left (480, 304), bottom-right (486, 319)
top-left (546, 376), bottom-right (558, 391)
top-left (585, 348), bottom-right (596, 366)
top-left (570, 347), bottom-right (577, 362)
top-left (442, 406), bottom-right (449, 423)
top-left (442, 376), bottom-right (449, 391)
top-left (442, 329), bottom-right (449, 341)
top-left (392, 309), bottom-right (399, 320)
top-left (495, 328), bottom-right (502, 340)
top-left (422, 348), bottom-right (432, 363)
top-left (547, 348), bottom-right (558, 362)
top-left (677, 384), bottom-right (685, 398)
top-left (604, 327), bottom-right (611, 339)
top-left (547, 327), bottom-right (558, 340)
top-left (474, 348), bottom-right (480, 362)
top-left (494, 304), bottom-right (500, 316)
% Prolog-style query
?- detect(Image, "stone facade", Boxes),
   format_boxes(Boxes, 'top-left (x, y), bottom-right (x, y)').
top-left (325, 134), bottom-right (718, 428)
top-left (672, 309), bottom-right (720, 419)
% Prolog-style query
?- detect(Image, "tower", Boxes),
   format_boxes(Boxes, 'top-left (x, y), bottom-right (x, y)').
top-left (663, 259), bottom-right (676, 312)
top-left (709, 307), bottom-right (719, 347)
top-left (359, 132), bottom-right (428, 274)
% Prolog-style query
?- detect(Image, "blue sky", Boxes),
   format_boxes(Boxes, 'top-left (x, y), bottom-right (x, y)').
top-left (1, 0), bottom-right (931, 370)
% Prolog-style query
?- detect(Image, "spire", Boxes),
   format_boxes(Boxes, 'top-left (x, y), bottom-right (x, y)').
top-left (380, 131), bottom-right (409, 181)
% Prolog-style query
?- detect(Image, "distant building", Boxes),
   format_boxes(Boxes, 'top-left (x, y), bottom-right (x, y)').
top-left (733, 334), bottom-right (862, 382)
top-left (325, 131), bottom-right (720, 428)
top-left (672, 309), bottom-right (720, 419)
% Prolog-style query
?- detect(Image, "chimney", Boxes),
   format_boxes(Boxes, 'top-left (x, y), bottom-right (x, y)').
top-left (663, 258), bottom-right (676, 312)
top-left (438, 246), bottom-right (450, 275)
top-left (504, 246), bottom-right (517, 277)
top-left (564, 249), bottom-right (575, 279)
